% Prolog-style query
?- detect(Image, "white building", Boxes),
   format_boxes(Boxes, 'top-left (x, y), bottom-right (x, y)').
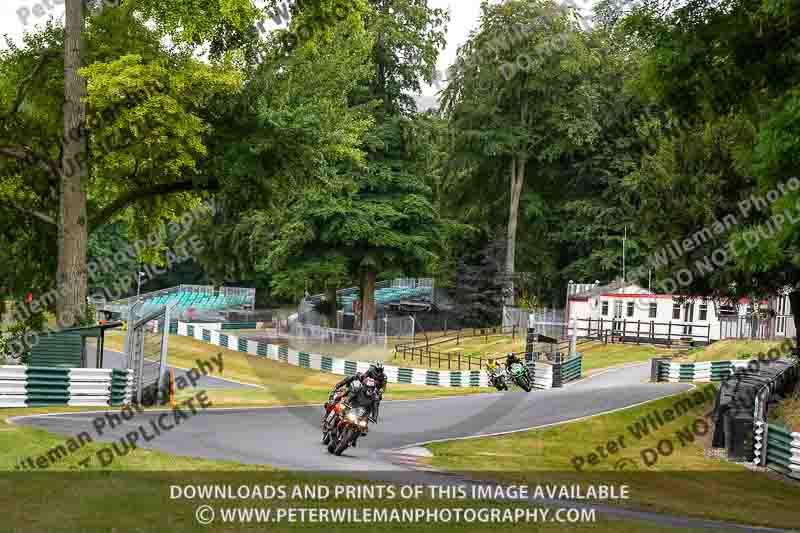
top-left (565, 281), bottom-right (773, 344)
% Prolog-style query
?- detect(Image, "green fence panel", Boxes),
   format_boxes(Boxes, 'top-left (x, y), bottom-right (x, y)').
top-left (28, 335), bottom-right (83, 368)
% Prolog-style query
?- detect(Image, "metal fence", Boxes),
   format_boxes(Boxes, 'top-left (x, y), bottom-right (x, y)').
top-left (123, 301), bottom-right (174, 404)
top-left (576, 317), bottom-right (712, 345)
top-left (503, 306), bottom-right (565, 331)
top-left (720, 316), bottom-right (774, 340)
top-left (288, 322), bottom-right (385, 346)
top-left (394, 325), bottom-right (522, 370)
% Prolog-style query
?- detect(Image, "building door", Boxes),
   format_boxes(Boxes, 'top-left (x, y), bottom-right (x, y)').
top-left (612, 301), bottom-right (623, 332)
top-left (683, 303), bottom-right (694, 335)
top-left (776, 295), bottom-right (787, 336)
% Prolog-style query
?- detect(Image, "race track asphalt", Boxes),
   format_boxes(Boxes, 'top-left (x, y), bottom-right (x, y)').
top-left (101, 349), bottom-right (256, 390)
top-left (13, 362), bottom-right (689, 471)
top-left (16, 364), bottom-right (789, 532)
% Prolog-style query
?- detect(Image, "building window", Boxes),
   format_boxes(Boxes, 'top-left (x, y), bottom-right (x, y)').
top-left (649, 302), bottom-right (657, 318)
top-left (614, 301), bottom-right (623, 318)
top-left (699, 303), bottom-right (708, 321)
top-left (672, 303), bottom-right (681, 320)
top-left (627, 302), bottom-right (634, 317)
top-left (602, 301), bottom-right (608, 316)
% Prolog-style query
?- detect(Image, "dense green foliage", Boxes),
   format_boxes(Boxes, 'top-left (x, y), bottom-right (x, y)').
top-left (2, 0), bottom-right (800, 338)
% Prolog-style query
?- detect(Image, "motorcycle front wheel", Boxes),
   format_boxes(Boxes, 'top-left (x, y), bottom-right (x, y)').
top-left (334, 428), bottom-right (356, 456)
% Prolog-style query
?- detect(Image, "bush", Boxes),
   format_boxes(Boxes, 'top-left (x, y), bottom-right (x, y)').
top-left (769, 392), bottom-right (800, 432)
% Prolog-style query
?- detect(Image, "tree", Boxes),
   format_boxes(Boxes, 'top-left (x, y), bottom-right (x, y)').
top-left (442, 0), bottom-right (603, 305)
top-left (0, 0), bottom-right (262, 327)
top-left (1, 3), bottom-right (260, 326)
top-left (451, 228), bottom-right (507, 328)
top-left (623, 0), bottom-right (800, 350)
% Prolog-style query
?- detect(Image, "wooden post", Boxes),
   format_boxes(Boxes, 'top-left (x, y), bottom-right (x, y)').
top-left (668, 321), bottom-right (672, 345)
top-left (636, 320), bottom-right (641, 344)
top-left (458, 352), bottom-right (461, 370)
top-left (623, 319), bottom-right (627, 343)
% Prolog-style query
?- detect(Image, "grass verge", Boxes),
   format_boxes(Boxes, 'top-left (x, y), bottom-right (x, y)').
top-left (425, 386), bottom-right (800, 529)
top-left (678, 339), bottom-right (787, 362)
top-left (0, 406), bottom-right (703, 532)
top-left (389, 337), bottom-right (664, 374)
top-left (101, 332), bottom-right (493, 407)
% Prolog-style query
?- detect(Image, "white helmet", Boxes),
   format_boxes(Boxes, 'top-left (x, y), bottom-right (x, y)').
top-left (350, 380), bottom-right (362, 391)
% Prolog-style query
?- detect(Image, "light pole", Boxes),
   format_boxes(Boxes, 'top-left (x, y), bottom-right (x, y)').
top-left (136, 271), bottom-right (145, 298)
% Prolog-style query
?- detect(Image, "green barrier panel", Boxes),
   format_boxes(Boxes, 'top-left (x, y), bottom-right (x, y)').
top-left (238, 338), bottom-right (248, 352)
top-left (202, 329), bottom-right (211, 342)
top-left (298, 352), bottom-right (310, 369)
top-left (470, 370), bottom-right (481, 386)
top-left (257, 343), bottom-right (268, 357)
top-left (450, 372), bottom-right (462, 387)
top-left (397, 368), bottom-right (413, 384)
top-left (187, 325), bottom-right (195, 337)
top-left (425, 370), bottom-right (440, 386)
top-left (344, 361), bottom-right (358, 377)
top-left (278, 346), bottom-right (288, 362)
top-left (320, 357), bottom-right (333, 373)
top-left (219, 334), bottom-right (228, 349)
top-left (222, 322), bottom-right (257, 330)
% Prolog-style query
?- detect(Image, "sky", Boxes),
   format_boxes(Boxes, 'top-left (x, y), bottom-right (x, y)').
top-left (1, 0), bottom-right (594, 104)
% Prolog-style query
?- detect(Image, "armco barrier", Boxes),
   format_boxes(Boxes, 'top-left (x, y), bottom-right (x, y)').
top-left (652, 359), bottom-right (752, 383)
top-left (755, 422), bottom-right (800, 480)
top-left (174, 322), bottom-right (578, 389)
top-left (0, 366), bottom-right (134, 407)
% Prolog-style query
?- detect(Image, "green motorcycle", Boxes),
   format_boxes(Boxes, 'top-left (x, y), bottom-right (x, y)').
top-left (509, 362), bottom-right (532, 392)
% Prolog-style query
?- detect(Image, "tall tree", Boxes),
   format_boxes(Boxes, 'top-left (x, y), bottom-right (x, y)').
top-left (442, 0), bottom-right (602, 305)
top-left (60, 0), bottom-right (88, 327)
